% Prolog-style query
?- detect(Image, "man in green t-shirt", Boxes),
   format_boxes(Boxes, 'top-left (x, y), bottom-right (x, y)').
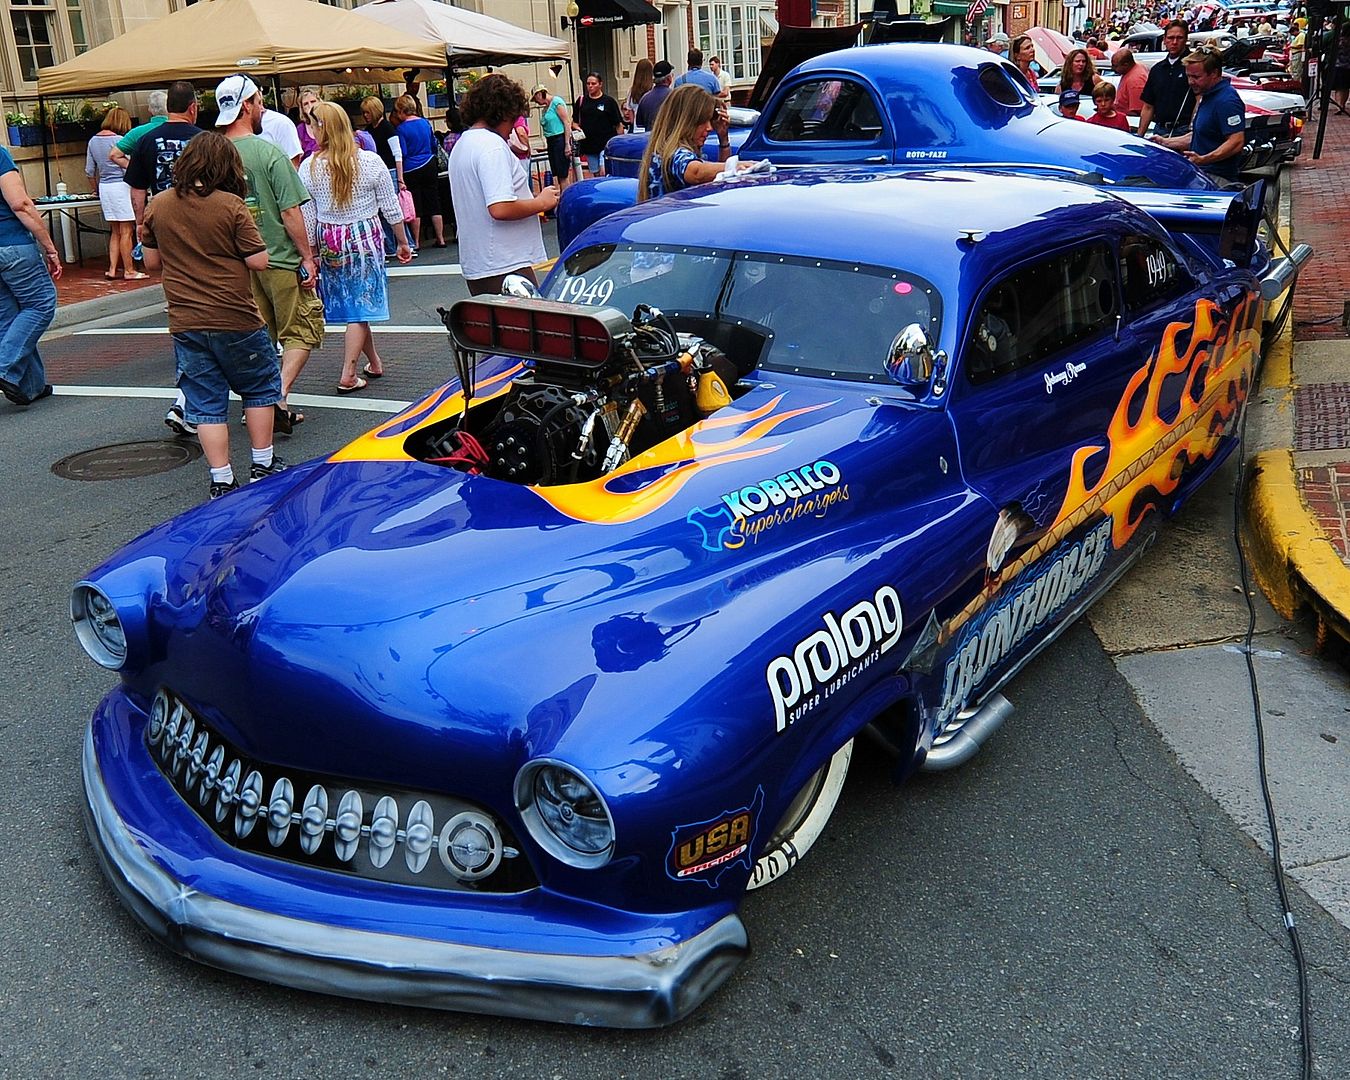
top-left (108, 89), bottom-right (167, 170)
top-left (215, 75), bottom-right (321, 433)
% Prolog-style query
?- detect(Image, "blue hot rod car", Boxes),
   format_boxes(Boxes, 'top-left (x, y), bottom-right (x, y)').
top-left (75, 167), bottom-right (1305, 1028)
top-left (559, 42), bottom-right (1227, 251)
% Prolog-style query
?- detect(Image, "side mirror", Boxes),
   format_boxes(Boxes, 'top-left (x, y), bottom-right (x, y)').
top-left (887, 323), bottom-right (946, 393)
top-left (501, 274), bottom-right (541, 299)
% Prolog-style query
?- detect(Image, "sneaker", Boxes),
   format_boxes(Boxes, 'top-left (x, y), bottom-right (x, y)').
top-left (209, 479), bottom-right (239, 499)
top-left (249, 456), bottom-right (288, 482)
top-left (165, 403), bottom-right (197, 437)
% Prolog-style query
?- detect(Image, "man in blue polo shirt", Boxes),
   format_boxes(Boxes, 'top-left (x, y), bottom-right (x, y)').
top-left (1153, 50), bottom-right (1246, 183)
top-left (675, 49), bottom-right (722, 96)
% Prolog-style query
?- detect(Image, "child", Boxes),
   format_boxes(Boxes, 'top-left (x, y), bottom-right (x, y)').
top-left (140, 132), bottom-right (285, 500)
top-left (1058, 89), bottom-right (1086, 121)
top-left (1087, 83), bottom-right (1131, 132)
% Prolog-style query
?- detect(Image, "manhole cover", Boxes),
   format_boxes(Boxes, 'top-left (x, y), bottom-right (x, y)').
top-left (52, 440), bottom-right (203, 481)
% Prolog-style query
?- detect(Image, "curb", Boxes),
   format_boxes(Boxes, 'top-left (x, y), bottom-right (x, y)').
top-left (49, 282), bottom-right (164, 337)
top-left (1244, 448), bottom-right (1350, 647)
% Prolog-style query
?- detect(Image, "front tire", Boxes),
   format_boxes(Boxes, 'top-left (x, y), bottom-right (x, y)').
top-left (747, 739), bottom-right (853, 891)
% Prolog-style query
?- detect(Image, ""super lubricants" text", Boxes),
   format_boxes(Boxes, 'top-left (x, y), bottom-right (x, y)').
top-left (767, 585), bottom-right (904, 733)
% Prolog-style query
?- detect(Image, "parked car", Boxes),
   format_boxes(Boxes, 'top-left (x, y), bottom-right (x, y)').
top-left (565, 42), bottom-right (1224, 250)
top-left (74, 165), bottom-right (1308, 1028)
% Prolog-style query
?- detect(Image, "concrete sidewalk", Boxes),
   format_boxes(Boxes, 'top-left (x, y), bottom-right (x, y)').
top-left (1244, 105), bottom-right (1350, 652)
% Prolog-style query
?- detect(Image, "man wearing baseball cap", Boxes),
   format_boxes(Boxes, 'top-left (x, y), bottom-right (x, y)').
top-left (215, 74), bottom-right (321, 434)
top-left (530, 83), bottom-right (573, 194)
top-left (636, 60), bottom-right (675, 131)
top-left (986, 32), bottom-right (1010, 56)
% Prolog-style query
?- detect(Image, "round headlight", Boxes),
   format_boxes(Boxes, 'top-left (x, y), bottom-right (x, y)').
top-left (71, 583), bottom-right (127, 669)
top-left (515, 760), bottom-right (614, 868)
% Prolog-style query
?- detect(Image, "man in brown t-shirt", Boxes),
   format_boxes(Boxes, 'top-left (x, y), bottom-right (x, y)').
top-left (141, 132), bottom-right (287, 500)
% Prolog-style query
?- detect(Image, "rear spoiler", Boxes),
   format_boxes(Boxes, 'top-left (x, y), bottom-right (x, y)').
top-left (1113, 181), bottom-right (1311, 298)
top-left (1110, 181), bottom-right (1266, 266)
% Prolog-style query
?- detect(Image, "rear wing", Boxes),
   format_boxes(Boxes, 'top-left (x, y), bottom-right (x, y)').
top-left (1110, 181), bottom-right (1265, 265)
top-left (1111, 180), bottom-right (1311, 298)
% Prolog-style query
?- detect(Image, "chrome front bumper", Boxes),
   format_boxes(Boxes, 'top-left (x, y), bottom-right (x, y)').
top-left (81, 723), bottom-right (748, 1028)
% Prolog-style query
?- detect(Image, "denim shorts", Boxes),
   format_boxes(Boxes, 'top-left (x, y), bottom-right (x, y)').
top-left (173, 326), bottom-right (283, 425)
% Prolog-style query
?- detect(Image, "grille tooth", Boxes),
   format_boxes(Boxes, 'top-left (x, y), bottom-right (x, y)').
top-left (199, 745), bottom-right (225, 807)
top-left (405, 800), bottom-right (435, 874)
top-left (266, 778), bottom-right (295, 847)
top-left (299, 785), bottom-right (328, 855)
top-left (369, 796), bottom-right (399, 869)
top-left (333, 791), bottom-right (364, 862)
top-left (235, 769), bottom-right (263, 838)
top-left (185, 730), bottom-right (210, 791)
top-left (215, 759), bottom-right (241, 823)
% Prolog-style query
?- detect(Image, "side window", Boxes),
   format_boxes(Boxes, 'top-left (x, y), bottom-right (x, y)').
top-left (1119, 234), bottom-right (1193, 312)
top-left (764, 79), bottom-right (883, 142)
top-left (967, 243), bottom-right (1118, 384)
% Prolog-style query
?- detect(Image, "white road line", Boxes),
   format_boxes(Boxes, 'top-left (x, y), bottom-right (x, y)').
top-left (387, 263), bottom-right (462, 277)
top-left (77, 325), bottom-right (450, 336)
top-left (49, 385), bottom-right (410, 413)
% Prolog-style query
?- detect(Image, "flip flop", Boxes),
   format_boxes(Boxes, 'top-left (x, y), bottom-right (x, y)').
top-left (104, 271), bottom-right (119, 280)
top-left (123, 272), bottom-right (149, 280)
top-left (336, 377), bottom-right (368, 394)
top-left (361, 365), bottom-right (384, 379)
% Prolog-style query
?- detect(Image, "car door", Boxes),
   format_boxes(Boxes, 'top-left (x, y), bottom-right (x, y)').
top-left (947, 238), bottom-right (1145, 556)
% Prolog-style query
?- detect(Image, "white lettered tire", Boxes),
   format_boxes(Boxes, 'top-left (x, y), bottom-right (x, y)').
top-left (747, 739), bottom-right (853, 891)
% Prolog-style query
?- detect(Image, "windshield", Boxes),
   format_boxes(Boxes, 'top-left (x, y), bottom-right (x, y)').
top-left (545, 244), bottom-right (941, 384)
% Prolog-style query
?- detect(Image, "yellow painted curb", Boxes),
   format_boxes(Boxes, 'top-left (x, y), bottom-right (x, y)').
top-left (1244, 449), bottom-right (1350, 643)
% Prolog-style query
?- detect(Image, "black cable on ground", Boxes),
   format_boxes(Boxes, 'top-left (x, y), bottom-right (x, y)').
top-left (1232, 400), bottom-right (1314, 1080)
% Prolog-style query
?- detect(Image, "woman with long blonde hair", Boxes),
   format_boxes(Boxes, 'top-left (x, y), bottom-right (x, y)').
top-left (637, 84), bottom-right (754, 202)
top-left (299, 101), bottom-right (412, 393)
top-left (85, 105), bottom-right (143, 280)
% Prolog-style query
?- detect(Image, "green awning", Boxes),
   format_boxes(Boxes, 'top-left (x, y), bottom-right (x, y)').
top-left (931, 1), bottom-right (985, 15)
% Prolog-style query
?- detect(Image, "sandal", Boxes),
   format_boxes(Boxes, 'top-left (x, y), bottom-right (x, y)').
top-left (104, 271), bottom-right (119, 280)
top-left (361, 365), bottom-right (384, 379)
top-left (123, 271), bottom-right (149, 280)
top-left (336, 376), bottom-right (368, 394)
top-left (272, 404), bottom-right (304, 435)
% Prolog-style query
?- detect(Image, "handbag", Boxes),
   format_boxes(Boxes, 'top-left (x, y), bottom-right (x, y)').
top-left (398, 187), bottom-right (416, 222)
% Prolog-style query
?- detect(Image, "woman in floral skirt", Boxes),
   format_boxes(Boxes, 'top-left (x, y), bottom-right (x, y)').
top-left (299, 102), bottom-right (412, 393)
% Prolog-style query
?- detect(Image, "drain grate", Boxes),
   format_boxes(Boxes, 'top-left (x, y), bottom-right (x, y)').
top-left (52, 439), bottom-right (202, 481)
top-left (1294, 383), bottom-right (1350, 452)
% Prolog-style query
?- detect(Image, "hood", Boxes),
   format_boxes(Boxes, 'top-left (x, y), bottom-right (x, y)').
top-left (124, 382), bottom-right (956, 800)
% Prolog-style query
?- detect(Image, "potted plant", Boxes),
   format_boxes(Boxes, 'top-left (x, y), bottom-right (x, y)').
top-left (426, 79), bottom-right (448, 109)
top-left (5, 107), bottom-right (42, 148)
top-left (51, 100), bottom-right (87, 143)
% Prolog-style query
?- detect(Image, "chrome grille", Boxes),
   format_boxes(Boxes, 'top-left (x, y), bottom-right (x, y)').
top-left (146, 689), bottom-right (536, 892)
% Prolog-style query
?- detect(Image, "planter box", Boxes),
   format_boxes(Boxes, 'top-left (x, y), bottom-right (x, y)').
top-left (54, 122), bottom-right (94, 143)
top-left (7, 124), bottom-right (43, 148)
top-left (427, 92), bottom-right (447, 109)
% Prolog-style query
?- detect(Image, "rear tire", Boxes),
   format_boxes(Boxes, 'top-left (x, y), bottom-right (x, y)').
top-left (747, 739), bottom-right (853, 891)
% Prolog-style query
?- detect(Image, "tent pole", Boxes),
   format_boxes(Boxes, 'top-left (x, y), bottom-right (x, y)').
top-left (271, 75), bottom-right (284, 115)
top-left (39, 93), bottom-right (51, 192)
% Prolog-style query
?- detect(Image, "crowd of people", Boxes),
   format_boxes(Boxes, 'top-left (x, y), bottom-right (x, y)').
top-left (984, 6), bottom-right (1323, 183)
top-left (5, 9), bottom-right (1327, 496)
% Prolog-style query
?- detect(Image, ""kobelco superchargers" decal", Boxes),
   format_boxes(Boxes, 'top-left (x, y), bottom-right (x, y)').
top-left (767, 585), bottom-right (904, 733)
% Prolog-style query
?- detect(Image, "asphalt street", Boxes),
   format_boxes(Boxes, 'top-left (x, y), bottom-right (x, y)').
top-left (2, 244), bottom-right (1348, 1079)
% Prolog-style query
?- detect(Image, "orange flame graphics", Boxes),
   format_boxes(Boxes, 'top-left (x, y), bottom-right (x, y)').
top-left (938, 291), bottom-right (1260, 644)
top-left (1050, 293), bottom-right (1260, 548)
top-left (328, 364), bottom-right (527, 464)
top-left (533, 394), bottom-right (831, 524)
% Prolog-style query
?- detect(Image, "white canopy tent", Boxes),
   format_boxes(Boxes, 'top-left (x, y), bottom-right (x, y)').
top-left (353, 0), bottom-right (570, 69)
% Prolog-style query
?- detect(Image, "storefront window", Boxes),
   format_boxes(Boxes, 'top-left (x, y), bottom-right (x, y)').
top-left (695, 2), bottom-right (762, 82)
top-left (65, 0), bottom-right (87, 54)
top-left (10, 2), bottom-right (57, 83)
